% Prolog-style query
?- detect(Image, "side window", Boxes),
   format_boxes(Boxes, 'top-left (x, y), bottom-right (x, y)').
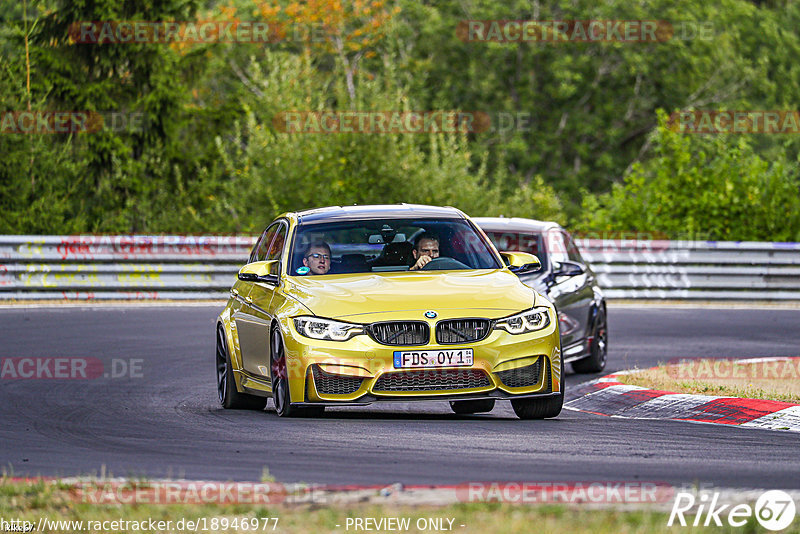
top-left (249, 228), bottom-right (269, 263)
top-left (253, 224), bottom-right (279, 262)
top-left (266, 223), bottom-right (287, 262)
top-left (546, 228), bottom-right (569, 265)
top-left (564, 231), bottom-right (584, 263)
top-left (486, 231), bottom-right (540, 256)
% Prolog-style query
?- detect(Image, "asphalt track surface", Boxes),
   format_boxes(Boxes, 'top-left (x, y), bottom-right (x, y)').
top-left (1, 305), bottom-right (799, 488)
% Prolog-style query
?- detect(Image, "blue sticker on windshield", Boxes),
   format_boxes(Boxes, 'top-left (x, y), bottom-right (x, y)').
top-left (296, 266), bottom-right (310, 275)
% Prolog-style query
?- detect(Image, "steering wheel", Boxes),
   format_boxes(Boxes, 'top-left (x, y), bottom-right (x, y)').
top-left (420, 257), bottom-right (470, 271)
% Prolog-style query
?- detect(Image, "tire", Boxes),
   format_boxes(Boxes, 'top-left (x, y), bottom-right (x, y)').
top-left (216, 325), bottom-right (267, 410)
top-left (571, 306), bottom-right (608, 374)
top-left (511, 358), bottom-right (563, 420)
top-left (449, 399), bottom-right (495, 415)
top-left (270, 324), bottom-right (325, 418)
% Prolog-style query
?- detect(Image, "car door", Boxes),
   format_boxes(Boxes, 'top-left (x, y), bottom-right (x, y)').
top-left (564, 229), bottom-right (596, 339)
top-left (234, 222), bottom-right (286, 378)
top-left (545, 228), bottom-right (594, 349)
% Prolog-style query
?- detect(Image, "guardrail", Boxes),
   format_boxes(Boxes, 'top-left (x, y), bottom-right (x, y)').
top-left (0, 235), bottom-right (253, 300)
top-left (577, 239), bottom-right (800, 300)
top-left (1, 235), bottom-right (798, 300)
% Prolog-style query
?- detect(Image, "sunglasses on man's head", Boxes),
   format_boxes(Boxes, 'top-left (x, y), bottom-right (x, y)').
top-left (306, 253), bottom-right (330, 260)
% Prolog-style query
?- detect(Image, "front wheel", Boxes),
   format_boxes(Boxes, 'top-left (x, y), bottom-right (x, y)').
top-left (571, 307), bottom-right (607, 374)
top-left (216, 325), bottom-right (267, 410)
top-left (449, 399), bottom-right (495, 414)
top-left (511, 358), bottom-right (563, 420)
top-left (270, 325), bottom-right (324, 418)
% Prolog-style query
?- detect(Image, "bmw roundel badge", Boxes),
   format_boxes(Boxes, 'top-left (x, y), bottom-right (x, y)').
top-left (424, 310), bottom-right (437, 319)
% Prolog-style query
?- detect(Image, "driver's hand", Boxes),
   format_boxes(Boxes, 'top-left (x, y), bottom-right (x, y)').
top-left (410, 255), bottom-right (432, 271)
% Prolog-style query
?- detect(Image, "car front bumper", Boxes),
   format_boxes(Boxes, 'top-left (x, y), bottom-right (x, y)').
top-left (279, 313), bottom-right (562, 405)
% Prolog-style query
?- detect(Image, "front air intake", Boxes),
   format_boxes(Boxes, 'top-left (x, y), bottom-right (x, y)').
top-left (373, 369), bottom-right (491, 392)
top-left (368, 321), bottom-right (429, 346)
top-left (436, 318), bottom-right (491, 344)
top-left (495, 358), bottom-right (543, 388)
top-left (311, 365), bottom-right (364, 395)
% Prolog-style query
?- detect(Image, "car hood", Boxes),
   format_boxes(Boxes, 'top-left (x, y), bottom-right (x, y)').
top-left (284, 269), bottom-right (537, 320)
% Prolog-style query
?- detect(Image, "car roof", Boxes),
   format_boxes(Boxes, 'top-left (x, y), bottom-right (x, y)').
top-left (294, 204), bottom-right (467, 223)
top-left (472, 216), bottom-right (561, 233)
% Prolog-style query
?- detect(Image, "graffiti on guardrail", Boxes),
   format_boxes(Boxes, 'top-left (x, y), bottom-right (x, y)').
top-left (14, 270), bottom-right (223, 288)
top-left (16, 240), bottom-right (45, 258)
top-left (51, 236), bottom-right (253, 260)
top-left (0, 236), bottom-right (254, 261)
top-left (0, 235), bottom-right (798, 300)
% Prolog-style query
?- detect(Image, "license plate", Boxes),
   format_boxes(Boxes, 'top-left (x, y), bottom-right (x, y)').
top-left (393, 349), bottom-right (473, 369)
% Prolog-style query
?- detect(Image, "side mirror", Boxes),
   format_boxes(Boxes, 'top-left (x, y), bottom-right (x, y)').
top-left (238, 260), bottom-right (280, 284)
top-left (499, 251), bottom-right (542, 275)
top-left (553, 260), bottom-right (585, 277)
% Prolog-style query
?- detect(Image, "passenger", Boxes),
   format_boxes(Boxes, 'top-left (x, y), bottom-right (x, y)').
top-left (409, 232), bottom-right (440, 271)
top-left (303, 241), bottom-right (331, 275)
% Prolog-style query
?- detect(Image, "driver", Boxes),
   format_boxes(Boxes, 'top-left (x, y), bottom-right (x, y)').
top-left (409, 232), bottom-right (440, 271)
top-left (303, 241), bottom-right (331, 275)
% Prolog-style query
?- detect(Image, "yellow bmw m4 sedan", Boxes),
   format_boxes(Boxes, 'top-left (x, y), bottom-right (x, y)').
top-left (215, 204), bottom-right (563, 419)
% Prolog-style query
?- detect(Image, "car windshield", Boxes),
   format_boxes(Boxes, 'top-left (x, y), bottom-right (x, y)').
top-left (289, 218), bottom-right (501, 276)
top-left (482, 230), bottom-right (548, 270)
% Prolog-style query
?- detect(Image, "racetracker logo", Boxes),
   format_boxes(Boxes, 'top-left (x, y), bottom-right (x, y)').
top-left (75, 480), bottom-right (288, 505)
top-left (457, 20), bottom-right (674, 43)
top-left (456, 481), bottom-right (675, 504)
top-left (0, 111), bottom-right (144, 134)
top-left (668, 490), bottom-right (796, 530)
top-left (69, 21), bottom-right (282, 44)
top-left (272, 111), bottom-right (491, 134)
top-left (667, 110), bottom-right (800, 134)
top-left (0, 358), bottom-right (142, 380)
top-left (666, 357), bottom-right (800, 381)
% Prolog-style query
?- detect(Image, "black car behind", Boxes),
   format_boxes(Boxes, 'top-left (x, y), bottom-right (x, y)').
top-left (474, 217), bottom-right (608, 374)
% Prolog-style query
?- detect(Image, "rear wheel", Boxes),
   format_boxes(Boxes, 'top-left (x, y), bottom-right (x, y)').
top-left (216, 325), bottom-right (267, 410)
top-left (511, 358), bottom-right (563, 420)
top-left (571, 307), bottom-right (607, 374)
top-left (270, 324), bottom-right (324, 418)
top-left (449, 399), bottom-right (495, 415)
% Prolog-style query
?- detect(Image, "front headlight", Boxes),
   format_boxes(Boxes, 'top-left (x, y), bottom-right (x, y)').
top-left (293, 316), bottom-right (364, 341)
top-left (494, 307), bottom-right (551, 335)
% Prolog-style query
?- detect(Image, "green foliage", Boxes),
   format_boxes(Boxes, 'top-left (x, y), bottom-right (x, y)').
top-left (200, 49), bottom-right (564, 232)
top-left (0, 0), bottom-right (207, 233)
top-left (1, 0), bottom-right (799, 239)
top-left (577, 111), bottom-right (800, 241)
top-left (398, 0), bottom-right (800, 222)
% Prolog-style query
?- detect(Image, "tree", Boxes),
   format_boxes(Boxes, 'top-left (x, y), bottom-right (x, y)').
top-left (576, 110), bottom-right (800, 241)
